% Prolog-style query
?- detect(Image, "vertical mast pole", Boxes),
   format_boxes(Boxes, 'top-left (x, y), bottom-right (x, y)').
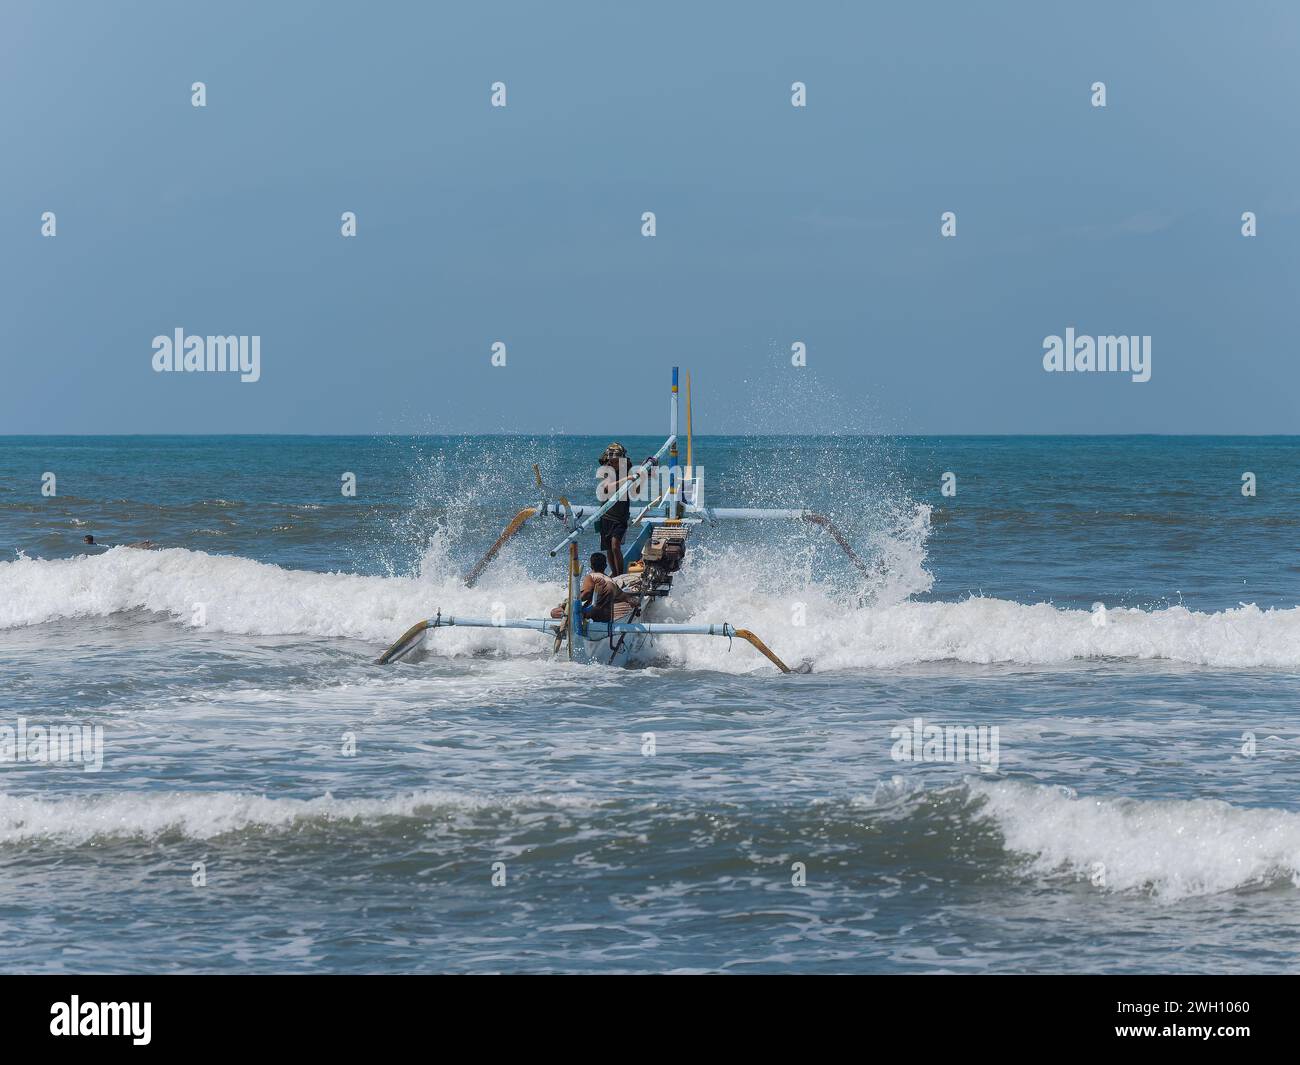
top-left (668, 366), bottom-right (680, 519)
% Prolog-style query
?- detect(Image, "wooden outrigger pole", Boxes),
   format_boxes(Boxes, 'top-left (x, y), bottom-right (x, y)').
top-left (377, 613), bottom-right (793, 672)
top-left (378, 366), bottom-right (865, 672)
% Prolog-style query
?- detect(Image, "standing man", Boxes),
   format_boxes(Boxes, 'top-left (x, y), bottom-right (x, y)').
top-left (597, 442), bottom-right (632, 576)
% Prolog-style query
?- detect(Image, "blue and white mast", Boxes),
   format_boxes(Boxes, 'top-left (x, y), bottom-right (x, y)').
top-left (668, 367), bottom-right (680, 518)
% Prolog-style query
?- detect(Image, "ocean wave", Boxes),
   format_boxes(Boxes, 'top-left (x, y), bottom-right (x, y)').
top-left (7, 779), bottom-right (1298, 900)
top-left (0, 545), bottom-right (559, 652)
top-left (0, 789), bottom-right (593, 846)
top-left (966, 778), bottom-right (1300, 899)
top-left (2, 546), bottom-right (1300, 670)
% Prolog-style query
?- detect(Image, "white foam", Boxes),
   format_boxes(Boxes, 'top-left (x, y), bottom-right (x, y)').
top-left (971, 778), bottom-right (1300, 898)
top-left (0, 546), bottom-right (557, 657)
top-left (4, 543), bottom-right (1300, 670)
top-left (655, 582), bottom-right (1300, 672)
top-left (0, 788), bottom-right (591, 845)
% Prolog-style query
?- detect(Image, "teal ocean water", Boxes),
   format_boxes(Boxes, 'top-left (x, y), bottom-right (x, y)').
top-left (2, 434), bottom-right (1299, 972)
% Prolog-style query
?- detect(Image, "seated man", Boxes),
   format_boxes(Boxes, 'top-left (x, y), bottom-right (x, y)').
top-left (550, 552), bottom-right (636, 623)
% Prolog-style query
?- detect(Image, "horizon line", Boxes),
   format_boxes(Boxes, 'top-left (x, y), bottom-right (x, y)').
top-left (3, 431), bottom-right (1300, 440)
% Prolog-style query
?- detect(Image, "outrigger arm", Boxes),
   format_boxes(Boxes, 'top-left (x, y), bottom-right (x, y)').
top-left (463, 507), bottom-right (537, 587)
top-left (465, 503), bottom-right (866, 586)
top-left (376, 612), bottom-right (792, 672)
top-left (584, 621), bottom-right (792, 673)
top-left (696, 507), bottom-right (873, 578)
top-left (376, 612), bottom-right (555, 664)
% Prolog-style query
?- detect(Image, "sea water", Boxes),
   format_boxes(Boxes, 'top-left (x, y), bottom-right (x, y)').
top-left (1, 434), bottom-right (1298, 973)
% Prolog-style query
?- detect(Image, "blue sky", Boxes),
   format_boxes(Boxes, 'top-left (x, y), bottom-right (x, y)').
top-left (2, 0), bottom-right (1298, 435)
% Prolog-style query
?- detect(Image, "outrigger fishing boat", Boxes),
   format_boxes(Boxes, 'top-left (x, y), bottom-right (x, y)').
top-left (378, 368), bottom-right (868, 673)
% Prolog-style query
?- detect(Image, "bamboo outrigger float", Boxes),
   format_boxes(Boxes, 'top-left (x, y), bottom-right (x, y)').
top-left (378, 368), bottom-right (864, 673)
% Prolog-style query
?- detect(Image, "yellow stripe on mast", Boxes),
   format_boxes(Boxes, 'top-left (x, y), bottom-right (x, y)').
top-left (685, 370), bottom-right (693, 475)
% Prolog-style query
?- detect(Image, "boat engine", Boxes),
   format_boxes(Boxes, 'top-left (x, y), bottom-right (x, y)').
top-left (642, 524), bottom-right (688, 573)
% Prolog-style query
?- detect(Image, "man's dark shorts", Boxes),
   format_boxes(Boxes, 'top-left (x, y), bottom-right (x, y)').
top-left (600, 517), bottom-right (628, 552)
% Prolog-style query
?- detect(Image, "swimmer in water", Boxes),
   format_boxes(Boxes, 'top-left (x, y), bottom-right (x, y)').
top-left (82, 535), bottom-right (156, 550)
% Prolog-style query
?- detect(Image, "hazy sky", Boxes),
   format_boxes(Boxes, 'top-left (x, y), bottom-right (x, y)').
top-left (3, 1), bottom-right (1298, 435)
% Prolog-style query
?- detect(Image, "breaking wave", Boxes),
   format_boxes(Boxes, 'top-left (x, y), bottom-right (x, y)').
top-left (966, 778), bottom-right (1300, 899)
top-left (3, 537), bottom-right (1300, 671)
top-left (6, 778), bottom-right (1298, 900)
top-left (0, 789), bottom-right (593, 846)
